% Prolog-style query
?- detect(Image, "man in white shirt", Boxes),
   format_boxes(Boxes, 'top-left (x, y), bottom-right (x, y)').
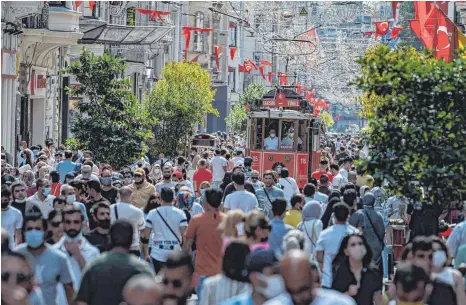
top-left (142, 187), bottom-right (188, 274)
top-left (26, 178), bottom-right (55, 218)
top-left (1, 186), bottom-right (23, 249)
top-left (278, 167), bottom-right (299, 209)
top-left (210, 149), bottom-right (228, 189)
top-left (53, 206), bottom-right (99, 304)
top-left (231, 151), bottom-right (244, 166)
top-left (315, 203), bottom-right (358, 288)
top-left (264, 129), bottom-right (279, 151)
top-left (155, 166), bottom-right (177, 193)
top-left (75, 164), bottom-right (100, 182)
top-left (224, 172), bottom-right (258, 214)
top-left (110, 186), bottom-right (146, 256)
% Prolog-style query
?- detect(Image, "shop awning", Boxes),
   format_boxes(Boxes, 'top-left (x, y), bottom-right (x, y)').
top-left (79, 23), bottom-right (173, 45)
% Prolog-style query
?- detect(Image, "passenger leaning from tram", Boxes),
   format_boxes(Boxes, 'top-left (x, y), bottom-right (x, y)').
top-left (264, 129), bottom-right (279, 151)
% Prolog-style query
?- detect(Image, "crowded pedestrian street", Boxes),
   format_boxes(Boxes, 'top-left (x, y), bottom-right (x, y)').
top-left (1, 1), bottom-right (466, 305)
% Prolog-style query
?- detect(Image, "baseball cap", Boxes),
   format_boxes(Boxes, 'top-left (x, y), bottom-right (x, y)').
top-left (172, 171), bottom-right (183, 179)
top-left (246, 249), bottom-right (279, 274)
top-left (134, 168), bottom-right (145, 176)
top-left (236, 160), bottom-right (244, 167)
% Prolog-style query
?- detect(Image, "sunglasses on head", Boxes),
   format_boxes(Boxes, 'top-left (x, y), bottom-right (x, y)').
top-left (1, 272), bottom-right (32, 284)
top-left (251, 177), bottom-right (259, 180)
top-left (162, 277), bottom-right (183, 288)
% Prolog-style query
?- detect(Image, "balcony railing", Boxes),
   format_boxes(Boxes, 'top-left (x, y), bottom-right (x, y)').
top-left (21, 4), bottom-right (80, 32)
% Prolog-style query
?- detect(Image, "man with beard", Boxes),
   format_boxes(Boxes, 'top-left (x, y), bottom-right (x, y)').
top-left (130, 168), bottom-right (156, 209)
top-left (53, 206), bottom-right (99, 303)
top-left (160, 251), bottom-right (194, 305)
top-left (255, 171), bottom-right (285, 220)
top-left (85, 202), bottom-right (112, 252)
top-left (10, 181), bottom-right (41, 218)
top-left (14, 213), bottom-right (75, 305)
top-left (75, 220), bottom-right (154, 305)
top-left (265, 250), bottom-right (355, 305)
top-left (86, 180), bottom-right (110, 229)
top-left (156, 166), bottom-right (177, 193)
top-left (1, 185), bottom-right (23, 249)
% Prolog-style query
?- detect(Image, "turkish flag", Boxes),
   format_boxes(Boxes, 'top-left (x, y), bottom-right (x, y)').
top-left (436, 9), bottom-right (452, 62)
top-left (259, 66), bottom-right (266, 80)
top-left (373, 21), bottom-right (390, 37)
top-left (279, 73), bottom-right (287, 86)
top-left (391, 26), bottom-right (404, 39)
top-left (246, 59), bottom-right (258, 70)
top-left (214, 46), bottom-right (222, 72)
top-left (89, 1), bottom-right (95, 11)
top-left (259, 60), bottom-right (272, 66)
top-left (362, 31), bottom-right (374, 37)
top-left (230, 47), bottom-right (237, 60)
top-left (182, 26), bottom-right (193, 50)
top-left (276, 92), bottom-right (287, 106)
top-left (268, 72), bottom-right (276, 83)
top-left (392, 1), bottom-right (400, 20)
top-left (242, 63), bottom-right (253, 73)
top-left (151, 10), bottom-right (170, 20)
top-left (75, 1), bottom-right (83, 8)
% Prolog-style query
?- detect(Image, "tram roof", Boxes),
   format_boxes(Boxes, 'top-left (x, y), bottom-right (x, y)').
top-left (248, 109), bottom-right (317, 120)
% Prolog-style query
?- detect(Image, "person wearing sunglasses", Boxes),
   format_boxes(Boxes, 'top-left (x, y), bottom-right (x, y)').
top-left (45, 209), bottom-right (63, 245)
top-left (160, 251), bottom-right (194, 305)
top-left (52, 206), bottom-right (99, 304)
top-left (249, 170), bottom-right (265, 191)
top-left (15, 213), bottom-right (75, 305)
top-left (129, 168), bottom-right (156, 210)
top-left (1, 251), bottom-right (46, 305)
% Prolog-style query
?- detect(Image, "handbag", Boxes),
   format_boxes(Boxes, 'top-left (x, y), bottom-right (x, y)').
top-left (156, 208), bottom-right (182, 246)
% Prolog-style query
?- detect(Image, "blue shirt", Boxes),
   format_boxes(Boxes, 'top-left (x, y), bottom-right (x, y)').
top-left (269, 218), bottom-right (293, 252)
top-left (256, 187), bottom-right (285, 219)
top-left (56, 160), bottom-right (77, 183)
top-left (313, 192), bottom-right (329, 204)
top-left (220, 292), bottom-right (254, 305)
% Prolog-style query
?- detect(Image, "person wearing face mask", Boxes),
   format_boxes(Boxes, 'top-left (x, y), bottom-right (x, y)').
top-left (129, 168), bottom-right (156, 209)
top-left (387, 262), bottom-right (430, 305)
top-left (264, 129), bottom-right (279, 151)
top-left (245, 211), bottom-right (272, 252)
top-left (297, 200), bottom-right (323, 259)
top-left (10, 181), bottom-right (41, 218)
top-left (427, 237), bottom-right (466, 305)
top-left (26, 178), bottom-right (55, 218)
top-left (331, 234), bottom-right (382, 305)
top-left (45, 209), bottom-right (63, 245)
top-left (14, 213), bottom-right (75, 305)
top-left (221, 249), bottom-right (284, 305)
top-left (1, 186), bottom-right (23, 250)
top-left (315, 203), bottom-right (358, 288)
top-left (268, 198), bottom-right (294, 253)
top-left (149, 163), bottom-right (163, 184)
top-left (53, 206), bottom-right (99, 303)
top-left (100, 167), bottom-right (118, 204)
top-left (84, 202), bottom-right (112, 253)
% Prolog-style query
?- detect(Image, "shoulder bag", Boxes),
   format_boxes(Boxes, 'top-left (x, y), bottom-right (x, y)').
top-left (156, 208), bottom-right (182, 246)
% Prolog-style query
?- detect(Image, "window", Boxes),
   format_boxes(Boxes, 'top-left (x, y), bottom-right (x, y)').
top-left (48, 1), bottom-right (66, 7)
top-left (229, 24), bottom-right (237, 47)
top-left (193, 12), bottom-right (204, 52)
top-left (228, 70), bottom-right (236, 91)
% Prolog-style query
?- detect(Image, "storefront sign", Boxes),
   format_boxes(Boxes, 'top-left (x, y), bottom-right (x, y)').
top-left (30, 69), bottom-right (47, 97)
top-left (1, 49), bottom-right (18, 79)
top-left (263, 99), bottom-right (300, 108)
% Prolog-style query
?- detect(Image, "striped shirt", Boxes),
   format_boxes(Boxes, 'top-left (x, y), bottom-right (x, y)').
top-left (200, 274), bottom-right (251, 305)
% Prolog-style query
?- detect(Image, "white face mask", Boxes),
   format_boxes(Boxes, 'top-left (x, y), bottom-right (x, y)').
top-left (432, 250), bottom-right (447, 267)
top-left (236, 222), bottom-right (245, 237)
top-left (256, 274), bottom-right (285, 299)
top-left (66, 195), bottom-right (76, 204)
top-left (15, 198), bottom-right (26, 203)
top-left (270, 133), bottom-right (276, 138)
top-left (347, 245), bottom-right (367, 261)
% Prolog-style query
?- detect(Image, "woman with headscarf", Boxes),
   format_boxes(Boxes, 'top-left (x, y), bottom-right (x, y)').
top-left (148, 163), bottom-right (162, 184)
top-left (297, 200), bottom-right (323, 259)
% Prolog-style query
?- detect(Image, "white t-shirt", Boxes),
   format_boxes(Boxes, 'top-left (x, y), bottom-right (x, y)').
top-left (110, 202), bottom-right (145, 250)
top-left (155, 181), bottom-right (177, 193)
top-left (224, 190), bottom-right (258, 214)
top-left (1, 206), bottom-right (23, 249)
top-left (279, 177), bottom-right (299, 207)
top-left (231, 156), bottom-right (244, 165)
top-left (26, 194), bottom-right (55, 218)
top-left (145, 206), bottom-right (188, 262)
top-left (210, 156), bottom-right (228, 182)
top-left (264, 136), bottom-right (279, 150)
top-left (315, 223), bottom-right (358, 288)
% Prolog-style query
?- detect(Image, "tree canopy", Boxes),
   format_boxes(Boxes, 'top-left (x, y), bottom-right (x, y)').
top-left (354, 44), bottom-right (466, 205)
top-left (65, 49), bottom-right (153, 169)
top-left (147, 61), bottom-right (217, 157)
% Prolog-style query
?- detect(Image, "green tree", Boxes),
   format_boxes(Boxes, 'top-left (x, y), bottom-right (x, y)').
top-left (65, 49), bottom-right (153, 169)
top-left (225, 83), bottom-right (266, 135)
top-left (319, 111), bottom-right (335, 130)
top-left (147, 61), bottom-right (218, 157)
top-left (354, 45), bottom-right (466, 206)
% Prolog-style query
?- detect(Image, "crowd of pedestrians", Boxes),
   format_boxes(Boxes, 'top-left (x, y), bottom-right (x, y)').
top-left (1, 136), bottom-right (466, 305)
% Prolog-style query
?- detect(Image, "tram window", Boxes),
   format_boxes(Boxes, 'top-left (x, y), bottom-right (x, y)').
top-left (280, 121), bottom-right (295, 150)
top-left (263, 119), bottom-right (279, 151)
top-left (298, 120), bottom-right (306, 152)
top-left (255, 118), bottom-right (263, 149)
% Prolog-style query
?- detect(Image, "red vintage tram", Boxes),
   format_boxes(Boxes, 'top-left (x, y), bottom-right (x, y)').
top-left (245, 86), bottom-right (322, 188)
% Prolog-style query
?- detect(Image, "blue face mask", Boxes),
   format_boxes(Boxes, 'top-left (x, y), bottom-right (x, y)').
top-left (25, 229), bottom-right (44, 248)
top-left (42, 187), bottom-right (51, 196)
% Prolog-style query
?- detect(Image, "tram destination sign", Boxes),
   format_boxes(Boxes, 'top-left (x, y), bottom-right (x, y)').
top-left (263, 99), bottom-right (300, 108)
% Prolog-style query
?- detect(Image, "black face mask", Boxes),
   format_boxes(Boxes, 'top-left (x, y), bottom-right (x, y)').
top-left (163, 174), bottom-right (171, 180)
top-left (1, 201), bottom-right (9, 209)
top-left (98, 219), bottom-right (111, 229)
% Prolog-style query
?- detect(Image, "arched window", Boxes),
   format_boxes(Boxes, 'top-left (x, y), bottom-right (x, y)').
top-left (193, 11), bottom-right (204, 51)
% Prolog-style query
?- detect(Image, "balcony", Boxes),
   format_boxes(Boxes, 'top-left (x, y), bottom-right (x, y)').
top-left (21, 6), bottom-right (80, 33)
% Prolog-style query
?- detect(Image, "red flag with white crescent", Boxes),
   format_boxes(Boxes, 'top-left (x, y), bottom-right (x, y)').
top-left (373, 21), bottom-right (390, 37)
top-left (391, 26), bottom-right (404, 39)
top-left (279, 73), bottom-right (287, 86)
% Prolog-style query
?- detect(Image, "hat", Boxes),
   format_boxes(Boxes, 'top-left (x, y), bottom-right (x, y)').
top-left (134, 168), bottom-right (145, 176)
top-left (172, 171), bottom-right (183, 179)
top-left (246, 249), bottom-right (279, 274)
top-left (236, 160), bottom-right (244, 167)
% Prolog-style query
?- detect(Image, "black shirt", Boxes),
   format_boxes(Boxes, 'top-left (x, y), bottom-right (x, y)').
top-left (85, 230), bottom-right (110, 253)
top-left (332, 261), bottom-right (382, 305)
top-left (10, 200), bottom-right (41, 218)
top-left (1, 174), bottom-right (16, 187)
top-left (86, 197), bottom-right (110, 230)
top-left (101, 187), bottom-right (118, 205)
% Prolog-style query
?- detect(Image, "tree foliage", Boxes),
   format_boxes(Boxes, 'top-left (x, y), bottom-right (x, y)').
top-left (147, 61), bottom-right (217, 157)
top-left (354, 45), bottom-right (466, 205)
top-left (319, 111), bottom-right (335, 130)
top-left (65, 49), bottom-right (153, 169)
top-left (225, 83), bottom-right (266, 136)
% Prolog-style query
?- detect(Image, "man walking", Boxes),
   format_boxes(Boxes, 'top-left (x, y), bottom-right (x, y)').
top-left (224, 172), bottom-right (258, 214)
top-left (210, 149), bottom-right (228, 189)
top-left (256, 171), bottom-right (285, 219)
top-left (129, 168), bottom-right (156, 209)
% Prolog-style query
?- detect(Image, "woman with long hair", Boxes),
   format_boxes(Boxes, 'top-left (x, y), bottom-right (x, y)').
top-left (297, 200), bottom-right (323, 259)
top-left (331, 233), bottom-right (382, 305)
top-left (218, 209), bottom-right (245, 252)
